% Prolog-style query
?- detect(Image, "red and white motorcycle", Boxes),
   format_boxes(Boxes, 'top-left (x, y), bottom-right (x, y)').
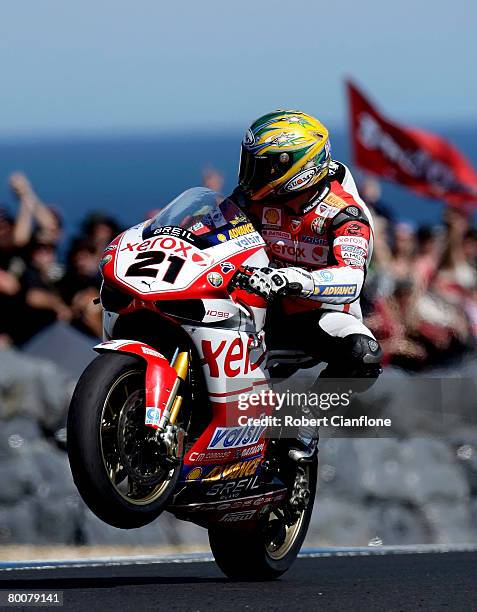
top-left (67, 187), bottom-right (317, 580)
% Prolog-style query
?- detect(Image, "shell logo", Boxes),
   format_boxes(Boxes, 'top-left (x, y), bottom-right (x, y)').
top-left (264, 208), bottom-right (280, 224)
top-left (186, 467), bottom-right (203, 481)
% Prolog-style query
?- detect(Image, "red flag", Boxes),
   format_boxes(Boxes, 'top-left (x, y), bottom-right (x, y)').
top-left (347, 81), bottom-right (477, 207)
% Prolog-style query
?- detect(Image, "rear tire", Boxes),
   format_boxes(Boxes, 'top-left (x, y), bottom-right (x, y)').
top-left (208, 459), bottom-right (317, 580)
top-left (67, 352), bottom-right (181, 528)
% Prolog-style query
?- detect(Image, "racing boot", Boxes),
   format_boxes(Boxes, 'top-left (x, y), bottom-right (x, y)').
top-left (288, 415), bottom-right (319, 463)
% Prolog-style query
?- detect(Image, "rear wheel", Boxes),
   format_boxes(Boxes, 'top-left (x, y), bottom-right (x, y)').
top-left (208, 458), bottom-right (317, 580)
top-left (67, 353), bottom-right (181, 528)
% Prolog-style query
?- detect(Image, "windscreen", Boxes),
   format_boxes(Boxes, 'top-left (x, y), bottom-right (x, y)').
top-left (144, 187), bottom-right (255, 248)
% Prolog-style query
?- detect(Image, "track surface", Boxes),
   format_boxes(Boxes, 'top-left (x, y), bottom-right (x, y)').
top-left (0, 551), bottom-right (475, 611)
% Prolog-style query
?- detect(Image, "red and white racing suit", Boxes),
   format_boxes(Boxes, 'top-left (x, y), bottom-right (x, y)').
top-left (232, 160), bottom-right (382, 380)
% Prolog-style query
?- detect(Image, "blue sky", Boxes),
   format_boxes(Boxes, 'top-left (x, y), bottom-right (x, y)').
top-left (0, 0), bottom-right (475, 136)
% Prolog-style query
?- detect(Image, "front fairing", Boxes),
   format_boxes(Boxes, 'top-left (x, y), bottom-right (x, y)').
top-left (101, 187), bottom-right (267, 299)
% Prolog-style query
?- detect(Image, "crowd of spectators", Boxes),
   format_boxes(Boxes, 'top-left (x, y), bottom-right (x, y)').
top-left (361, 178), bottom-right (477, 370)
top-left (0, 170), bottom-right (476, 372)
top-left (0, 173), bottom-right (119, 345)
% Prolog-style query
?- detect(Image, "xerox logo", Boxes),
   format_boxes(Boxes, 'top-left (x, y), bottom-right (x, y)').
top-left (270, 243), bottom-right (305, 259)
top-left (201, 336), bottom-right (266, 378)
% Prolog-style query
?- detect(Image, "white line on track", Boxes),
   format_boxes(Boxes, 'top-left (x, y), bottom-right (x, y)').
top-left (1, 544), bottom-right (477, 573)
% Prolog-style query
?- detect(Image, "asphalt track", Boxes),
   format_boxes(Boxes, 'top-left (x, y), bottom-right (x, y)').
top-left (0, 548), bottom-right (475, 611)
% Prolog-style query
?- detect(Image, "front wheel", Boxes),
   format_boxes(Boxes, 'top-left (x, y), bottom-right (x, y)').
top-left (208, 458), bottom-right (317, 580)
top-left (67, 352), bottom-right (181, 528)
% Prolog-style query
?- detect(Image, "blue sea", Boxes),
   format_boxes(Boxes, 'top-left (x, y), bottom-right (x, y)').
top-left (0, 125), bottom-right (476, 242)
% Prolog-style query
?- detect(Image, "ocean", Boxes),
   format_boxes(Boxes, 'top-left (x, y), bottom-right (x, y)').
top-left (0, 125), bottom-right (476, 242)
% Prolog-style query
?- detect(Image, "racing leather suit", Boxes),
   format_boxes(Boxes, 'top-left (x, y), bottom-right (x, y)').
top-left (231, 160), bottom-right (383, 382)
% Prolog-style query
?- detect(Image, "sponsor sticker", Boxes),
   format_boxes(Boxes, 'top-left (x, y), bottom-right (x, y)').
top-left (343, 255), bottom-right (366, 267)
top-left (346, 206), bottom-right (360, 217)
top-left (207, 424), bottom-right (266, 450)
top-left (207, 272), bottom-right (223, 287)
top-left (262, 207), bottom-right (282, 226)
top-left (345, 223), bottom-right (363, 236)
top-left (262, 229), bottom-right (291, 240)
top-left (203, 458), bottom-right (261, 481)
top-left (316, 269), bottom-right (334, 282)
top-left (302, 235), bottom-right (327, 245)
top-left (188, 450), bottom-right (233, 462)
top-left (240, 443), bottom-right (265, 457)
top-left (368, 340), bottom-right (380, 352)
top-left (141, 346), bottom-right (166, 359)
top-left (341, 245), bottom-right (367, 266)
top-left (334, 236), bottom-right (368, 249)
top-left (220, 510), bottom-right (256, 522)
top-left (145, 407), bottom-right (161, 425)
top-left (236, 232), bottom-right (263, 248)
top-left (220, 262), bottom-right (235, 274)
top-left (289, 218), bottom-right (302, 234)
top-left (186, 467), bottom-right (203, 480)
top-left (230, 214), bottom-right (248, 226)
top-left (324, 192), bottom-right (347, 208)
top-left (227, 223), bottom-right (255, 239)
top-left (314, 284), bottom-right (357, 297)
top-left (152, 226), bottom-right (195, 240)
top-left (284, 167), bottom-right (318, 192)
top-left (311, 217), bottom-right (326, 235)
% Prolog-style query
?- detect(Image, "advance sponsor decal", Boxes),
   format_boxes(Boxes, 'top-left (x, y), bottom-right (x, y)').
top-left (313, 284), bottom-right (357, 298)
top-left (217, 223), bottom-right (255, 242)
top-left (207, 423), bottom-right (267, 450)
top-left (203, 457), bottom-right (261, 481)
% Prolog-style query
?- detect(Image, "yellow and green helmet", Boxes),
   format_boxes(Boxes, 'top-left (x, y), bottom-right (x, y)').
top-left (239, 110), bottom-right (331, 201)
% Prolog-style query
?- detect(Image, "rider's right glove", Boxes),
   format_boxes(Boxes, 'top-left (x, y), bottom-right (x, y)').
top-left (248, 267), bottom-right (314, 300)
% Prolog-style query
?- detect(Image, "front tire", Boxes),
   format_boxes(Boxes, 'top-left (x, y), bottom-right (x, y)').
top-left (67, 352), bottom-right (181, 528)
top-left (208, 458), bottom-right (317, 580)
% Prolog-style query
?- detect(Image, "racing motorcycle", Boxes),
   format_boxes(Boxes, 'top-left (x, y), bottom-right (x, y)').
top-left (67, 187), bottom-right (317, 580)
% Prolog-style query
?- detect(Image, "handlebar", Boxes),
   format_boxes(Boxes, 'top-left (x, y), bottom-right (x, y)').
top-left (230, 266), bottom-right (303, 299)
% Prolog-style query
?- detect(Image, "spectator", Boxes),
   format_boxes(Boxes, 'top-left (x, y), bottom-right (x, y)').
top-left (59, 239), bottom-right (102, 338)
top-left (19, 238), bottom-right (70, 342)
top-left (80, 213), bottom-right (120, 256)
top-left (0, 207), bottom-right (22, 343)
top-left (9, 172), bottom-right (63, 248)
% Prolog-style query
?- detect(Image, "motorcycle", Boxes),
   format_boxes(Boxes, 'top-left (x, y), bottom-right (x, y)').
top-left (67, 186), bottom-right (317, 580)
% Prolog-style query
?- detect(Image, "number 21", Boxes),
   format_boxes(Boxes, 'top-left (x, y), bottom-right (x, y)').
top-left (125, 251), bottom-right (185, 284)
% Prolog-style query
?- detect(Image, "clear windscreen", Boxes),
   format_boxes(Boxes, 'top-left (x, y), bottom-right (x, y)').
top-left (145, 187), bottom-right (255, 248)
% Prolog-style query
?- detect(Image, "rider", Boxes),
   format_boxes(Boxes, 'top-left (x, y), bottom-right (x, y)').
top-left (229, 110), bottom-right (383, 460)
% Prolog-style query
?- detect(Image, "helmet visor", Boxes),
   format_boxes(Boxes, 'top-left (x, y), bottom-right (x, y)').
top-left (239, 146), bottom-right (293, 192)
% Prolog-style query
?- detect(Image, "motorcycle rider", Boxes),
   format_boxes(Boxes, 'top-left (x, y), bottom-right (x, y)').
top-left (229, 110), bottom-right (383, 460)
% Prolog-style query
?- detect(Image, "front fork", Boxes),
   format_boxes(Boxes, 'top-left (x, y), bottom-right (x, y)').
top-left (157, 349), bottom-right (189, 464)
top-left (94, 340), bottom-right (189, 465)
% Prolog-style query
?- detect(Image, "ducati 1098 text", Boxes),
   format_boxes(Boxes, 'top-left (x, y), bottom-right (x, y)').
top-left (67, 187), bottom-right (317, 580)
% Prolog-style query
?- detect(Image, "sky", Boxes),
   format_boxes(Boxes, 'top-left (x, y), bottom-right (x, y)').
top-left (0, 0), bottom-right (475, 136)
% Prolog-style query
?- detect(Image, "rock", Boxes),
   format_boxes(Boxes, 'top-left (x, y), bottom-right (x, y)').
top-left (81, 507), bottom-right (208, 547)
top-left (421, 500), bottom-right (476, 544)
top-left (0, 348), bottom-right (73, 431)
top-left (0, 499), bottom-right (39, 545)
top-left (367, 502), bottom-right (431, 545)
top-left (318, 438), bottom-right (366, 501)
top-left (400, 438), bottom-right (469, 504)
top-left (306, 496), bottom-right (371, 546)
